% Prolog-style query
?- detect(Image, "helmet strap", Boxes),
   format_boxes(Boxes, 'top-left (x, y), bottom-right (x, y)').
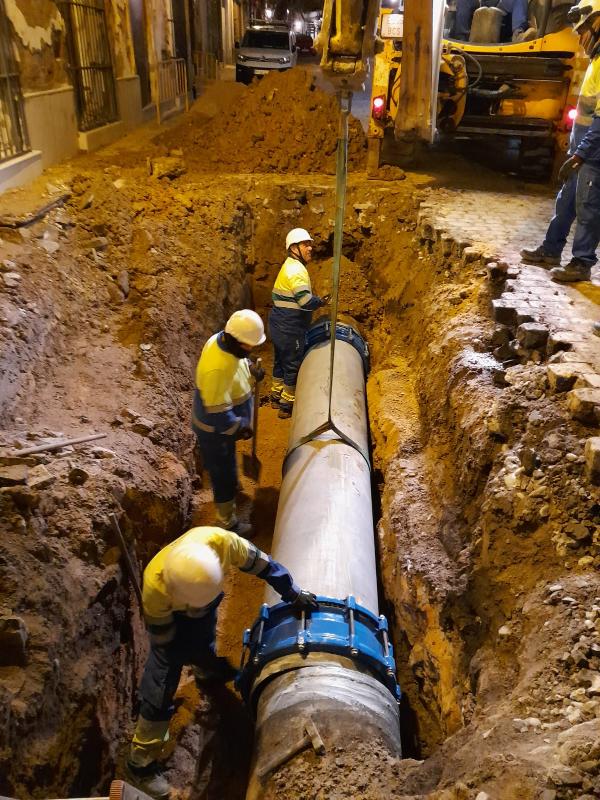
top-left (289, 243), bottom-right (307, 265)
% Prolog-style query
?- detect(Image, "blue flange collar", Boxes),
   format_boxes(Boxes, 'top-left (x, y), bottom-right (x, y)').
top-left (236, 595), bottom-right (400, 705)
top-left (305, 319), bottom-right (370, 374)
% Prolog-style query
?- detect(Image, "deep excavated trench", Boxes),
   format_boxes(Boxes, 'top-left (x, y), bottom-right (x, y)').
top-left (0, 172), bottom-right (504, 797)
top-left (2, 153), bottom-right (599, 800)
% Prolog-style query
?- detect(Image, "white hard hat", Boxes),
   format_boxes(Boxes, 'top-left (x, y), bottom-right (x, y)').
top-left (286, 228), bottom-right (313, 250)
top-left (225, 309), bottom-right (266, 346)
top-left (568, 0), bottom-right (600, 31)
top-left (162, 540), bottom-right (224, 608)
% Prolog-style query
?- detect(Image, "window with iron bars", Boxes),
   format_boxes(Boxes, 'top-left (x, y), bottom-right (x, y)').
top-left (0, 0), bottom-right (30, 164)
top-left (59, 0), bottom-right (118, 132)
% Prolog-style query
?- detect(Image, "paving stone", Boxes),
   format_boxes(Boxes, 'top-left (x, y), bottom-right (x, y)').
top-left (548, 364), bottom-right (584, 393)
top-left (584, 437), bottom-right (600, 485)
top-left (492, 298), bottom-right (517, 325)
top-left (517, 323), bottom-right (549, 350)
top-left (576, 373), bottom-right (600, 390)
top-left (548, 331), bottom-right (576, 356)
top-left (567, 388), bottom-right (600, 425)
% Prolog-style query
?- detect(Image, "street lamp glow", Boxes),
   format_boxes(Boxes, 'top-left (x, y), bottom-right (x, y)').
top-left (265, 7), bottom-right (273, 19)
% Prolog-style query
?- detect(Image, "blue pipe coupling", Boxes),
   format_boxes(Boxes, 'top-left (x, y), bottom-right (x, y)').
top-left (305, 318), bottom-right (370, 373)
top-left (236, 595), bottom-right (401, 705)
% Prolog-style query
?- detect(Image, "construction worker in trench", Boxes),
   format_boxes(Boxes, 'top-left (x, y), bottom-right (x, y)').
top-left (522, 0), bottom-right (600, 286)
top-left (269, 228), bottom-right (329, 419)
top-left (126, 526), bottom-right (318, 798)
top-left (192, 309), bottom-right (265, 537)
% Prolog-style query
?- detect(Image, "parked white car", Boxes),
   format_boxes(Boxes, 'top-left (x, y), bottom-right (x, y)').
top-left (235, 23), bottom-right (298, 84)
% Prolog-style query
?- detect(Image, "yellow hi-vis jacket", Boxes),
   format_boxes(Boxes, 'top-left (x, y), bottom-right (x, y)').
top-left (192, 332), bottom-right (253, 435)
top-left (142, 527), bottom-right (299, 643)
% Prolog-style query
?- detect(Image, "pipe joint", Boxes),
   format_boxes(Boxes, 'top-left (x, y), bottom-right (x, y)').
top-left (237, 595), bottom-right (401, 705)
top-left (305, 318), bottom-right (370, 373)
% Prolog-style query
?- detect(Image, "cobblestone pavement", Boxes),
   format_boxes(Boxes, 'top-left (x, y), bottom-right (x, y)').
top-left (418, 180), bottom-right (600, 452)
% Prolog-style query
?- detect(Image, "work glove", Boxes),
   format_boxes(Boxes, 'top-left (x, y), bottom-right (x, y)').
top-left (320, 294), bottom-right (332, 306)
top-left (290, 589), bottom-right (318, 612)
top-left (236, 424), bottom-right (253, 441)
top-left (249, 361), bottom-right (265, 382)
top-left (558, 155), bottom-right (583, 185)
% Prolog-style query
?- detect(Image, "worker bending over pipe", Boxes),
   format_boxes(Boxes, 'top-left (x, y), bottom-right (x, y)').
top-left (125, 526), bottom-right (317, 798)
top-left (192, 309), bottom-right (266, 536)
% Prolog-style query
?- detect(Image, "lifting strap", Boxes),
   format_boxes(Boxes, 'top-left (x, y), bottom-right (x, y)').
top-left (284, 89), bottom-right (370, 470)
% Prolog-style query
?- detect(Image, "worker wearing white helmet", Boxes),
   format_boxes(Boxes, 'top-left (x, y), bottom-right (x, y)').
top-left (126, 525), bottom-right (318, 797)
top-left (269, 228), bottom-right (329, 419)
top-left (192, 310), bottom-right (266, 535)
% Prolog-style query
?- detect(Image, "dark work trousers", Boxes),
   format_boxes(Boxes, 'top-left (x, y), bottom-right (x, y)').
top-left (572, 163), bottom-right (600, 267)
top-left (139, 608), bottom-right (220, 721)
top-left (455, 0), bottom-right (528, 39)
top-left (543, 171), bottom-right (578, 257)
top-left (195, 430), bottom-right (238, 503)
top-left (269, 321), bottom-right (305, 389)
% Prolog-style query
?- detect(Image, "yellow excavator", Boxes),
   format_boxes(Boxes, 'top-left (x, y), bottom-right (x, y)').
top-left (318, 0), bottom-right (586, 178)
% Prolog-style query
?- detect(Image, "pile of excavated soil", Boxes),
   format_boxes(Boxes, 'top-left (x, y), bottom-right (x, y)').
top-left (157, 69), bottom-right (367, 174)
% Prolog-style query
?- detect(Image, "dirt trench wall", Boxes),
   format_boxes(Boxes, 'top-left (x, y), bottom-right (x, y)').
top-left (367, 201), bottom-right (600, 798)
top-left (0, 165), bottom-right (253, 796)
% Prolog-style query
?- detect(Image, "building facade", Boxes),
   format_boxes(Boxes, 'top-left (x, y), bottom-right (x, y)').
top-left (0, 0), bottom-right (249, 191)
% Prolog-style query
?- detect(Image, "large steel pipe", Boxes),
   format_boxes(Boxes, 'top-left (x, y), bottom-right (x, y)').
top-left (240, 322), bottom-right (401, 799)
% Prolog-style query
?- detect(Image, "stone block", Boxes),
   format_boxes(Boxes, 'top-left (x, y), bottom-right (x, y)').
top-left (584, 437), bottom-right (600, 484)
top-left (547, 364), bottom-right (582, 393)
top-left (515, 307), bottom-right (535, 325)
top-left (27, 464), bottom-right (55, 490)
top-left (547, 331), bottom-right (582, 356)
top-left (517, 323), bottom-right (549, 350)
top-left (492, 298), bottom-right (517, 326)
top-left (567, 388), bottom-right (600, 425)
top-left (0, 464), bottom-right (28, 487)
top-left (576, 373), bottom-right (600, 390)
top-left (0, 615), bottom-right (28, 666)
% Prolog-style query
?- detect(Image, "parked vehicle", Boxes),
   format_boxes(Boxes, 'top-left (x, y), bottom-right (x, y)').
top-left (235, 22), bottom-right (298, 84)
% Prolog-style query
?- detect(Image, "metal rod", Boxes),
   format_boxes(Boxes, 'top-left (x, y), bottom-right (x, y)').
top-left (7, 432), bottom-right (107, 457)
top-left (108, 513), bottom-right (143, 607)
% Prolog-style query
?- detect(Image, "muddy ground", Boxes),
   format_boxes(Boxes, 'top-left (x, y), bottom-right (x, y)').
top-left (0, 68), bottom-right (599, 800)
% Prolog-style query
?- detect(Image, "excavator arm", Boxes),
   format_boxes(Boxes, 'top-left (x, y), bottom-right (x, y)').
top-left (318, 0), bottom-right (381, 88)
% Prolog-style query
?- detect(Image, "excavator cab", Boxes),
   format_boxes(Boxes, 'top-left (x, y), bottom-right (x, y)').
top-left (368, 0), bottom-right (585, 178)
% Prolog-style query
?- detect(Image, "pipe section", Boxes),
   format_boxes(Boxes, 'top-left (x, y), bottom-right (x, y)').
top-left (241, 322), bottom-right (401, 798)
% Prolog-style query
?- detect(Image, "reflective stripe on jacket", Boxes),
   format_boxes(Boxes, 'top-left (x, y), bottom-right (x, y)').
top-left (193, 332), bottom-right (252, 435)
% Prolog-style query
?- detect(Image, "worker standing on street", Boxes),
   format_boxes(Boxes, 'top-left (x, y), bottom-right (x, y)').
top-left (192, 310), bottom-right (266, 537)
top-left (521, 0), bottom-right (600, 283)
top-left (126, 525), bottom-right (318, 798)
top-left (269, 228), bottom-right (329, 419)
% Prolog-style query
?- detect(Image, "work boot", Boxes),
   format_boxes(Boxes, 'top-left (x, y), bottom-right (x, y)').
top-left (193, 657), bottom-right (238, 687)
top-left (278, 404), bottom-right (293, 419)
top-left (270, 394), bottom-right (281, 409)
top-left (593, 322), bottom-right (600, 337)
top-left (513, 26), bottom-right (537, 43)
top-left (520, 245), bottom-right (561, 267)
top-left (126, 761), bottom-right (171, 800)
top-left (551, 259), bottom-right (592, 283)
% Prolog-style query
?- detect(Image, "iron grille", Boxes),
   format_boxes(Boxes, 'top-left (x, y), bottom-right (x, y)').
top-left (0, 0), bottom-right (30, 164)
top-left (59, 0), bottom-right (118, 132)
